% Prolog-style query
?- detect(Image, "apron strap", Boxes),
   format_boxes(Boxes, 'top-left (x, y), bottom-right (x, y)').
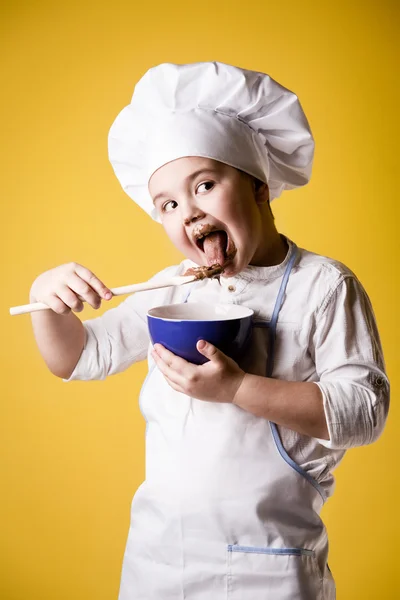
top-left (266, 243), bottom-right (298, 377)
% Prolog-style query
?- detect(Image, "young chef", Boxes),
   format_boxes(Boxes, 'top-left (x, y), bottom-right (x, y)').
top-left (29, 62), bottom-right (389, 599)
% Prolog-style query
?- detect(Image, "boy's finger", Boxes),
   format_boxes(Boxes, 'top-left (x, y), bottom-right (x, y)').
top-left (152, 348), bottom-right (185, 385)
top-left (74, 264), bottom-right (112, 299)
top-left (45, 293), bottom-right (73, 315)
top-left (160, 372), bottom-right (183, 394)
top-left (153, 344), bottom-right (188, 368)
top-left (57, 285), bottom-right (86, 312)
top-left (66, 273), bottom-right (102, 307)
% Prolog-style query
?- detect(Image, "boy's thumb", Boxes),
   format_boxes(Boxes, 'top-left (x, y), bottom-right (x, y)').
top-left (197, 340), bottom-right (219, 360)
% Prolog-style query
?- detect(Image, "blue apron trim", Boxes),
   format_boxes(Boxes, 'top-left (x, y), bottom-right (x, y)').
top-left (182, 281), bottom-right (200, 303)
top-left (266, 244), bottom-right (298, 378)
top-left (270, 422), bottom-right (327, 501)
top-left (228, 545), bottom-right (315, 557)
top-left (265, 244), bottom-right (327, 502)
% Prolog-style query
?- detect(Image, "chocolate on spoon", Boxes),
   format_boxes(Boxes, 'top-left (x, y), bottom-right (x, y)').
top-left (183, 263), bottom-right (224, 281)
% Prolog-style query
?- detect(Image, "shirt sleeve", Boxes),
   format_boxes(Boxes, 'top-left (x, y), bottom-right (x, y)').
top-left (312, 274), bottom-right (390, 449)
top-left (63, 263), bottom-right (184, 382)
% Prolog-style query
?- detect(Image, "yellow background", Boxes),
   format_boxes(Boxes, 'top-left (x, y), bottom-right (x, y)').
top-left (1, 1), bottom-right (398, 598)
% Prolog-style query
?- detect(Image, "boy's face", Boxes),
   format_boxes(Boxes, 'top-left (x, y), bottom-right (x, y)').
top-left (149, 157), bottom-right (272, 277)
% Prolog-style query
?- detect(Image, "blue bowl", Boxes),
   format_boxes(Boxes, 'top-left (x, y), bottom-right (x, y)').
top-left (147, 303), bottom-right (254, 365)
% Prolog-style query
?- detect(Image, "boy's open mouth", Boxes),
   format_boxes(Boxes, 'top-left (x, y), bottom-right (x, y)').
top-left (193, 226), bottom-right (236, 266)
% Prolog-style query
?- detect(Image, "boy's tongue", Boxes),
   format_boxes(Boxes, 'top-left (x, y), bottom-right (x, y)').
top-left (203, 231), bottom-right (226, 266)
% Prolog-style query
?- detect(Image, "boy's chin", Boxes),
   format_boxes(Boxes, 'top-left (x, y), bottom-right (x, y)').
top-left (221, 266), bottom-right (240, 278)
top-left (220, 258), bottom-right (242, 278)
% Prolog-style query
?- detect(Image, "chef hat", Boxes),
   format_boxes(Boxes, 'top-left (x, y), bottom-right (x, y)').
top-left (108, 62), bottom-right (314, 221)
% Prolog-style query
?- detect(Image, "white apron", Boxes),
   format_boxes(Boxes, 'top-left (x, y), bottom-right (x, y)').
top-left (118, 244), bottom-right (336, 599)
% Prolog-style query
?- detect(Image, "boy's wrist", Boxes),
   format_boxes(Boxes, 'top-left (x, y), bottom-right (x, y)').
top-left (232, 373), bottom-right (251, 408)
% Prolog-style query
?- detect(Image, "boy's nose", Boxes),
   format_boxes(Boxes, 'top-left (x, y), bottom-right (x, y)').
top-left (183, 212), bottom-right (205, 226)
top-left (182, 204), bottom-right (206, 226)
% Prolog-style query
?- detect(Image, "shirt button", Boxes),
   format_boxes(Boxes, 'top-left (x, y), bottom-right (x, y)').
top-left (227, 285), bottom-right (236, 292)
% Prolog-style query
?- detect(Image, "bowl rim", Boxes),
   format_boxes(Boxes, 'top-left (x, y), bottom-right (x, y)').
top-left (147, 302), bottom-right (254, 322)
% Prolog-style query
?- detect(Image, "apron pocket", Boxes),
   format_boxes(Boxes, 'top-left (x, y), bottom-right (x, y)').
top-left (227, 545), bottom-right (322, 600)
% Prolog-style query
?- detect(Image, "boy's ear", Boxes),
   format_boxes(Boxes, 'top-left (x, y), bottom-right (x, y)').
top-left (254, 180), bottom-right (270, 205)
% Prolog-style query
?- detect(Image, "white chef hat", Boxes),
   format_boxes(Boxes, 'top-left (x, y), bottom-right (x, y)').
top-left (108, 62), bottom-right (314, 221)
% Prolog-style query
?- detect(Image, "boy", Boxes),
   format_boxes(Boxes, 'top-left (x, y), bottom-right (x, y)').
top-left (29, 62), bottom-right (389, 599)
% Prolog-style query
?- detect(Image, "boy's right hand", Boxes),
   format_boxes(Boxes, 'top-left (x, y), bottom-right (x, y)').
top-left (29, 263), bottom-right (113, 315)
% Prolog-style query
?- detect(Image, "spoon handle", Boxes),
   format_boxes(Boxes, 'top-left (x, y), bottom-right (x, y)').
top-left (9, 275), bottom-right (197, 316)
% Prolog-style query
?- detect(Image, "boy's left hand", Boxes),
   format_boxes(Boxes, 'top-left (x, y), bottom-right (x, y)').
top-left (151, 340), bottom-right (245, 403)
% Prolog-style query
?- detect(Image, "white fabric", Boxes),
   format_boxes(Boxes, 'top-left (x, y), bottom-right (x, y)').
top-left (108, 62), bottom-right (314, 220)
top-left (117, 304), bottom-right (335, 598)
top-left (64, 238), bottom-right (389, 498)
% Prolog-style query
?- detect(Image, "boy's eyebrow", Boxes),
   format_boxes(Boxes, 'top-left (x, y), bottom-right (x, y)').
top-left (152, 168), bottom-right (219, 204)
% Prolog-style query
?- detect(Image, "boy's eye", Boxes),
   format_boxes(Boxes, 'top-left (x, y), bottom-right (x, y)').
top-left (197, 181), bottom-right (214, 193)
top-left (162, 200), bottom-right (178, 213)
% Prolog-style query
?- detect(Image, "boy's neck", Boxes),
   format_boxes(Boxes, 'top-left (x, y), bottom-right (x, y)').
top-left (251, 231), bottom-right (289, 268)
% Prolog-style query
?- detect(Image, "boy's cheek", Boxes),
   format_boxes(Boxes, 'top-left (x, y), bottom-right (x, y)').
top-left (165, 227), bottom-right (198, 258)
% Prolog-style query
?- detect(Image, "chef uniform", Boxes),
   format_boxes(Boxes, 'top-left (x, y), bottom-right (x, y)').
top-left (116, 242), bottom-right (336, 600)
top-left (65, 63), bottom-right (389, 598)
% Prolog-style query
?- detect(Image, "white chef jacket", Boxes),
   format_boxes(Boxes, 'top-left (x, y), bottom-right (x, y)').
top-left (64, 237), bottom-right (389, 498)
